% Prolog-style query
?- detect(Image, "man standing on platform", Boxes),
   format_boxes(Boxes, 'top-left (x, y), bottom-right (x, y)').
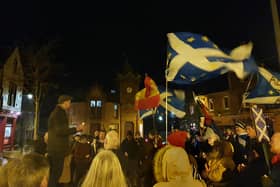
top-left (47, 95), bottom-right (84, 187)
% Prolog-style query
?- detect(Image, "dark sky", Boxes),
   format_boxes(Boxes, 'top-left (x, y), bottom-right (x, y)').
top-left (0, 0), bottom-right (279, 92)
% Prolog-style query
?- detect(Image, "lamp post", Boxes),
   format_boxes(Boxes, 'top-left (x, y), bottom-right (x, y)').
top-left (21, 94), bottom-right (34, 144)
top-left (270, 0), bottom-right (280, 67)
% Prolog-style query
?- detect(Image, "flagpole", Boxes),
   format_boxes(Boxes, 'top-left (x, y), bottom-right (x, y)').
top-left (270, 0), bottom-right (280, 67)
top-left (239, 73), bottom-right (254, 114)
top-left (152, 107), bottom-right (156, 131)
top-left (165, 74), bottom-right (168, 141)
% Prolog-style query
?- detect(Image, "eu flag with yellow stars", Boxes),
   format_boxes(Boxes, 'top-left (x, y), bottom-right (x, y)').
top-left (166, 32), bottom-right (258, 85)
top-left (244, 67), bottom-right (280, 104)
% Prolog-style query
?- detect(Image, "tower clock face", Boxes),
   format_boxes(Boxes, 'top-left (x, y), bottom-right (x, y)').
top-left (126, 87), bottom-right (133, 93)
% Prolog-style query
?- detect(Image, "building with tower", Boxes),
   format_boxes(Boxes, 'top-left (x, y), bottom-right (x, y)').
top-left (68, 63), bottom-right (141, 141)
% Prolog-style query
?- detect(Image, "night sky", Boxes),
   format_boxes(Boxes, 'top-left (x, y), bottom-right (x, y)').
top-left (0, 0), bottom-right (279, 92)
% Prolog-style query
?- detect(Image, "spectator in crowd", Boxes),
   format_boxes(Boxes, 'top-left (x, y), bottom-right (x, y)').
top-left (72, 134), bottom-right (93, 187)
top-left (202, 140), bottom-right (235, 186)
top-left (81, 150), bottom-right (127, 187)
top-left (153, 145), bottom-right (206, 187)
top-left (104, 130), bottom-right (131, 185)
top-left (135, 131), bottom-right (144, 147)
top-left (95, 129), bottom-right (106, 154)
top-left (3, 153), bottom-right (49, 187)
top-left (121, 130), bottom-right (139, 187)
top-left (231, 120), bottom-right (250, 166)
top-left (232, 123), bottom-right (268, 187)
top-left (266, 132), bottom-right (280, 187)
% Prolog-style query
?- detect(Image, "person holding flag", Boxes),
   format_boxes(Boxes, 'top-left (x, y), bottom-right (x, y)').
top-left (266, 132), bottom-right (280, 187)
top-left (231, 121), bottom-right (269, 187)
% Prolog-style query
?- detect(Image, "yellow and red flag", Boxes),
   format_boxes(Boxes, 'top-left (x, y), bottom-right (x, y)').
top-left (135, 75), bottom-right (160, 110)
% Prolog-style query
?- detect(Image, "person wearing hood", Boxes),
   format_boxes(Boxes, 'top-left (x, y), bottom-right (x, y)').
top-left (153, 130), bottom-right (206, 187)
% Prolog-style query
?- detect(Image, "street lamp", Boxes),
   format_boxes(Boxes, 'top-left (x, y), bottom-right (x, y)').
top-left (27, 94), bottom-right (33, 100)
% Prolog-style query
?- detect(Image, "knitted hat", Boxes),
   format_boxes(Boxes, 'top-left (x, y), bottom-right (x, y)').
top-left (234, 120), bottom-right (246, 129)
top-left (167, 131), bottom-right (188, 148)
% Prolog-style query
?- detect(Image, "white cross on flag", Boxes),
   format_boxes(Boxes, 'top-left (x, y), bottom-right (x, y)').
top-left (251, 105), bottom-right (270, 142)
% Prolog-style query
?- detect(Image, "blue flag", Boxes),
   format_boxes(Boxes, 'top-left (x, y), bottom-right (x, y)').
top-left (166, 32), bottom-right (258, 85)
top-left (244, 67), bottom-right (280, 104)
top-left (251, 105), bottom-right (270, 142)
top-left (138, 86), bottom-right (186, 120)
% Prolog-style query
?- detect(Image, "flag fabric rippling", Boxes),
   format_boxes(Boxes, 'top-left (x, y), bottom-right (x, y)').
top-left (251, 105), bottom-right (270, 142)
top-left (244, 67), bottom-right (280, 104)
top-left (135, 75), bottom-right (160, 110)
top-left (166, 32), bottom-right (258, 85)
top-left (138, 86), bottom-right (186, 120)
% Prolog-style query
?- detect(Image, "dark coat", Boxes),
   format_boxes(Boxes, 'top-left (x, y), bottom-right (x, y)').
top-left (47, 105), bottom-right (77, 156)
top-left (232, 134), bottom-right (250, 165)
top-left (269, 161), bottom-right (280, 187)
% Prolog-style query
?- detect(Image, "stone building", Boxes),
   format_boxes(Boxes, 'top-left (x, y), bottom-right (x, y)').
top-left (68, 64), bottom-right (141, 141)
top-left (0, 47), bottom-right (24, 151)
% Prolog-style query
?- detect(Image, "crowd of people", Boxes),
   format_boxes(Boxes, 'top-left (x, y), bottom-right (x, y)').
top-left (0, 95), bottom-right (280, 187)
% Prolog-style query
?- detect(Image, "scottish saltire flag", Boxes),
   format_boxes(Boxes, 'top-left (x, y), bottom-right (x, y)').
top-left (138, 108), bottom-right (156, 120)
top-left (138, 86), bottom-right (186, 120)
top-left (166, 32), bottom-right (258, 85)
top-left (158, 86), bottom-right (186, 118)
top-left (135, 75), bottom-right (160, 110)
top-left (244, 67), bottom-right (280, 104)
top-left (251, 105), bottom-right (270, 142)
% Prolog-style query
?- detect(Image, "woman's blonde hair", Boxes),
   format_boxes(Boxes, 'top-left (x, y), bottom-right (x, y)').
top-left (104, 130), bottom-right (120, 150)
top-left (81, 150), bottom-right (127, 187)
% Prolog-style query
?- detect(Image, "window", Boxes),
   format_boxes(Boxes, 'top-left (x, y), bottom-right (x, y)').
top-left (8, 82), bottom-right (17, 106)
top-left (4, 126), bottom-right (11, 138)
top-left (96, 100), bottom-right (102, 107)
top-left (90, 99), bottom-right (102, 119)
top-left (90, 100), bottom-right (102, 108)
top-left (209, 98), bottom-right (214, 111)
top-left (223, 96), bottom-right (229, 110)
top-left (90, 100), bottom-right (96, 107)
top-left (114, 104), bottom-right (118, 118)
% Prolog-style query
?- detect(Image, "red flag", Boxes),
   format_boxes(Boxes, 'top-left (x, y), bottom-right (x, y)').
top-left (197, 99), bottom-right (213, 125)
top-left (135, 75), bottom-right (160, 110)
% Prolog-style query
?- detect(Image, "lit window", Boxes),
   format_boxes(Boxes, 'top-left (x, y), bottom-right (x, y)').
top-left (90, 100), bottom-right (96, 107)
top-left (114, 104), bottom-right (118, 118)
top-left (97, 100), bottom-right (102, 107)
top-left (223, 96), bottom-right (229, 110)
top-left (209, 98), bottom-right (214, 111)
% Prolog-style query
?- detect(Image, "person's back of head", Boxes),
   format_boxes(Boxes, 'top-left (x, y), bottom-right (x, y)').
top-left (0, 158), bottom-right (20, 187)
top-left (7, 153), bottom-right (49, 187)
top-left (104, 130), bottom-right (120, 150)
top-left (81, 150), bottom-right (127, 187)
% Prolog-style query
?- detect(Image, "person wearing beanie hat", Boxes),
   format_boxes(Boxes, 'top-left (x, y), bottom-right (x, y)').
top-left (234, 120), bottom-right (246, 130)
top-left (167, 131), bottom-right (189, 148)
top-left (47, 94), bottom-right (84, 187)
top-left (232, 120), bottom-right (250, 166)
